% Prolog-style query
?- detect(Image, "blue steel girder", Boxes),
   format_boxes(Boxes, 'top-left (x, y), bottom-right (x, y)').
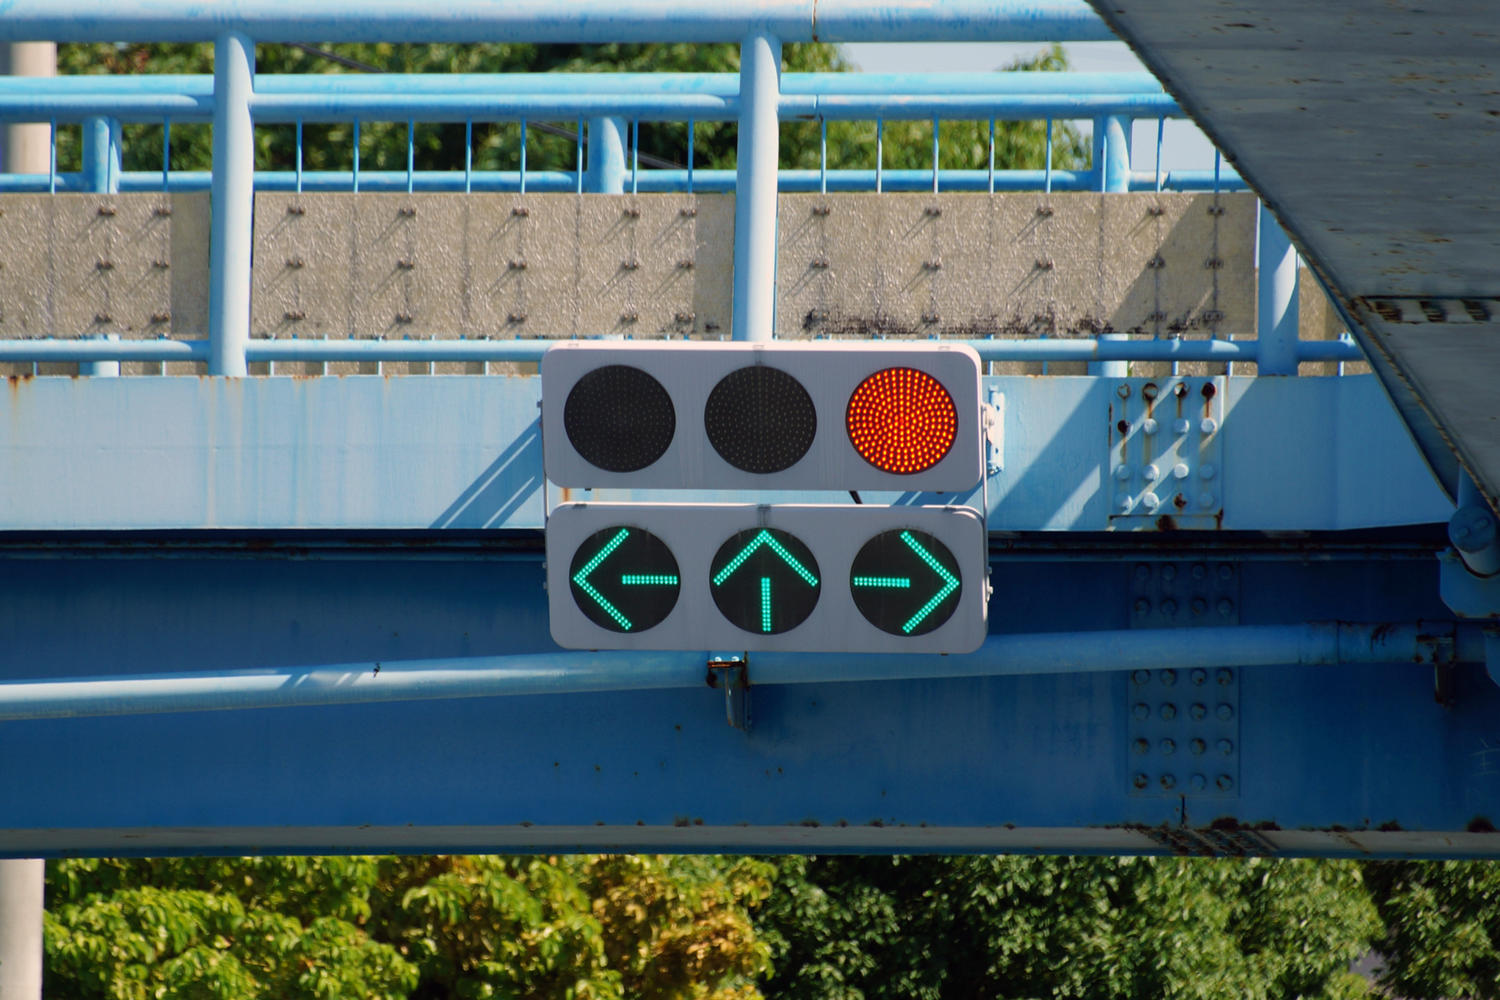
top-left (0, 374), bottom-right (1493, 858)
top-left (0, 533), bottom-right (1494, 858)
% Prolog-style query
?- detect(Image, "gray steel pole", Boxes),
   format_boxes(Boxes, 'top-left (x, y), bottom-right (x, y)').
top-left (0, 41), bottom-right (51, 1000)
top-left (0, 860), bottom-right (42, 1000)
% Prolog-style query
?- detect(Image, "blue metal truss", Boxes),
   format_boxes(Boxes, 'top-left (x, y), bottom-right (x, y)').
top-left (0, 374), bottom-right (1493, 858)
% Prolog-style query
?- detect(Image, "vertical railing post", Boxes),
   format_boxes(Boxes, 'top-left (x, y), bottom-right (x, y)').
top-left (1089, 333), bottom-right (1129, 378)
top-left (584, 116), bottom-right (626, 194)
top-left (1100, 114), bottom-right (1131, 193)
top-left (85, 334), bottom-right (120, 377)
top-left (81, 115), bottom-right (121, 194)
top-left (1256, 201), bottom-right (1300, 375)
top-left (1090, 118), bottom-right (1131, 376)
top-left (208, 31), bottom-right (253, 377)
top-left (731, 31), bottom-right (781, 342)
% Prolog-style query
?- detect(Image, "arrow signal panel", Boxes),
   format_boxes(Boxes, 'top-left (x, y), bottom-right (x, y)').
top-left (546, 503), bottom-right (988, 653)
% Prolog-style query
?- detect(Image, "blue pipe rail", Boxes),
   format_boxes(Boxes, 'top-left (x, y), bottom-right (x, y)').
top-left (0, 622), bottom-right (1477, 722)
top-left (0, 71), bottom-right (1169, 99)
top-left (0, 0), bottom-right (1118, 44)
top-left (0, 337), bottom-right (1362, 366)
top-left (0, 168), bottom-right (1248, 195)
top-left (0, 91), bottom-right (1182, 124)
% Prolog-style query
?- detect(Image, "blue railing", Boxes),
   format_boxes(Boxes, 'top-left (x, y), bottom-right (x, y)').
top-left (0, 72), bottom-right (1236, 195)
top-left (0, 0), bottom-right (1359, 374)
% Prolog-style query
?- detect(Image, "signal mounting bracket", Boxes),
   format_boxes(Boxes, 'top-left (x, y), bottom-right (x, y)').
top-left (706, 655), bottom-right (749, 730)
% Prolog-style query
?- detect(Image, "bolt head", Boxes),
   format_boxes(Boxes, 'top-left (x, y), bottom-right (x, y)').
top-left (1217, 703), bottom-right (1234, 721)
top-left (1142, 418), bottom-right (1159, 435)
top-left (1117, 495), bottom-right (1135, 512)
top-left (1217, 598), bottom-right (1234, 616)
top-left (1115, 465), bottom-right (1133, 481)
top-left (1132, 668), bottom-right (1151, 684)
top-left (1160, 565), bottom-right (1177, 582)
top-left (1191, 669), bottom-right (1208, 686)
top-left (1159, 669), bottom-right (1177, 686)
top-left (1217, 739), bottom-right (1234, 756)
top-left (1174, 418), bottom-right (1192, 435)
top-left (1160, 598), bottom-right (1178, 616)
top-left (1159, 738), bottom-right (1176, 755)
top-left (1160, 774), bottom-right (1177, 790)
top-left (1132, 772), bottom-right (1150, 789)
top-left (1133, 702), bottom-right (1151, 721)
top-left (1142, 492), bottom-right (1161, 511)
top-left (1143, 465), bottom-right (1160, 482)
top-left (1133, 738), bottom-right (1150, 755)
top-left (1191, 597), bottom-right (1208, 615)
top-left (1200, 463), bottom-right (1217, 480)
top-left (1201, 417), bottom-right (1218, 435)
top-left (1160, 702), bottom-right (1177, 720)
top-left (1190, 738), bottom-right (1207, 756)
top-left (1216, 774), bottom-right (1235, 791)
top-left (1190, 702), bottom-right (1207, 720)
top-left (1173, 463), bottom-right (1190, 479)
top-left (1199, 492), bottom-right (1217, 508)
top-left (1190, 773), bottom-right (1207, 792)
top-left (1217, 668), bottom-right (1234, 685)
top-left (1133, 599), bottom-right (1151, 615)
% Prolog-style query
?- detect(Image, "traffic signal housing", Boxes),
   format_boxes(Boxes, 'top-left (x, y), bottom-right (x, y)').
top-left (546, 503), bottom-right (988, 653)
top-left (541, 342), bottom-right (983, 492)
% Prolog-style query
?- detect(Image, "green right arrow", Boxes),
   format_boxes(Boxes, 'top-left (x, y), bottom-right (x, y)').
top-left (898, 531), bottom-right (959, 634)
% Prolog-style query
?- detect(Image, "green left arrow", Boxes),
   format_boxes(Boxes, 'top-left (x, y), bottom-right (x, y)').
top-left (569, 527), bottom-right (681, 633)
top-left (572, 528), bottom-right (634, 629)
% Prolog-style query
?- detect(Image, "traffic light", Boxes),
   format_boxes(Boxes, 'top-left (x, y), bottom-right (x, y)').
top-left (541, 342), bottom-right (983, 492)
top-left (546, 503), bottom-right (988, 653)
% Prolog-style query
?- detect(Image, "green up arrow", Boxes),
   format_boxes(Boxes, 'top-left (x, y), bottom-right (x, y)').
top-left (712, 529), bottom-right (820, 587)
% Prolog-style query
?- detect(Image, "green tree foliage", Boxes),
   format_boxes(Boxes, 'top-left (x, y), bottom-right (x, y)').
top-left (55, 42), bottom-right (1085, 178)
top-left (755, 855), bottom-right (1382, 1000)
top-left (1365, 860), bottom-right (1500, 999)
top-left (45, 854), bottom-right (775, 1000)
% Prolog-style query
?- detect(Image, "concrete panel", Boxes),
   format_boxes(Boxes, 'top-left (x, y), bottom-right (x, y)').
top-left (776, 192), bottom-right (1254, 344)
top-left (0, 193), bottom-right (209, 376)
top-left (251, 193), bottom-right (735, 354)
top-left (4, 192), bottom-right (1258, 377)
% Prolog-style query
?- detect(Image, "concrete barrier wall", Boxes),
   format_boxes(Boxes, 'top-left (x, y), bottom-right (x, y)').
top-left (0, 190), bottom-right (1360, 375)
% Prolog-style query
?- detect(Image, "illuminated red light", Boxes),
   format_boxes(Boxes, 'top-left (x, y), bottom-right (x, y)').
top-left (845, 367), bottom-right (957, 474)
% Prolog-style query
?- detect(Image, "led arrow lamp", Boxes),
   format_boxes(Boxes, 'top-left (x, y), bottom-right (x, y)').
top-left (547, 504), bottom-right (987, 653)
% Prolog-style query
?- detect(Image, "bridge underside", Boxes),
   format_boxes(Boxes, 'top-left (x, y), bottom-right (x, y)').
top-left (1090, 0), bottom-right (1500, 512)
top-left (2, 528), bottom-right (1497, 858)
top-left (0, 374), bottom-right (1492, 858)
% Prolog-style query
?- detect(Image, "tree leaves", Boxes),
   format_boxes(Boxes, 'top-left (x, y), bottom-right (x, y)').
top-left (755, 856), bottom-right (1384, 1000)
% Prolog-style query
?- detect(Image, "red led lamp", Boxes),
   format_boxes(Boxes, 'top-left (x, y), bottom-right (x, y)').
top-left (845, 367), bottom-right (958, 474)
